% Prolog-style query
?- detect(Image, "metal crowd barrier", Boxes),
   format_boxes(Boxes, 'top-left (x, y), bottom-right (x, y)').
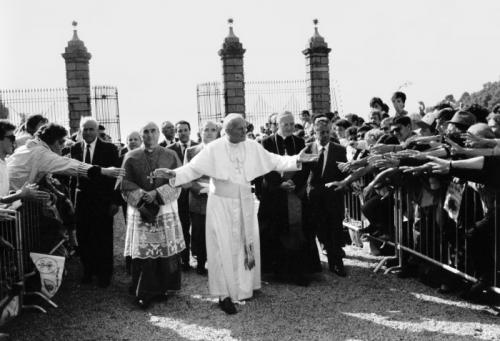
top-left (0, 208), bottom-right (22, 318)
top-left (0, 199), bottom-right (60, 323)
top-left (343, 178), bottom-right (500, 293)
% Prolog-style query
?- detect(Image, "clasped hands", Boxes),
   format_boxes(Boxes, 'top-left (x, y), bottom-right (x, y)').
top-left (141, 190), bottom-right (157, 204)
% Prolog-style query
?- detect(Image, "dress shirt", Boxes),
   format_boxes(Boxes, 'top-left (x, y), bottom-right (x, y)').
top-left (181, 140), bottom-right (191, 156)
top-left (315, 140), bottom-right (329, 176)
top-left (82, 138), bottom-right (97, 164)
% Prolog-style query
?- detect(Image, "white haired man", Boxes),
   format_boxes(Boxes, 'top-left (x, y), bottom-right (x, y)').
top-left (154, 114), bottom-right (318, 314)
top-left (70, 118), bottom-right (122, 288)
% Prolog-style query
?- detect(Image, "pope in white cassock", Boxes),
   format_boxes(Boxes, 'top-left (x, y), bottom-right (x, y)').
top-left (154, 114), bottom-right (318, 314)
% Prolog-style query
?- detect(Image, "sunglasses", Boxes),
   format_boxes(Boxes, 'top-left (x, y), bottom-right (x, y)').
top-left (4, 135), bottom-right (15, 143)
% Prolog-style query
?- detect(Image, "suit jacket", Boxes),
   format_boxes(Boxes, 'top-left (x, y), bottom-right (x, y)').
top-left (304, 141), bottom-right (347, 193)
top-left (185, 144), bottom-right (209, 215)
top-left (168, 140), bottom-right (199, 217)
top-left (168, 140), bottom-right (199, 162)
top-left (159, 139), bottom-right (175, 148)
top-left (70, 138), bottom-right (120, 205)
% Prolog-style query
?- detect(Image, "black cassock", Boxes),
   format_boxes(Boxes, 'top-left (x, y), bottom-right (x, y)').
top-left (258, 134), bottom-right (322, 280)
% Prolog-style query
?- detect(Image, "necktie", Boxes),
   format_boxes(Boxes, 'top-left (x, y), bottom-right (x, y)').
top-left (317, 147), bottom-right (325, 177)
top-left (85, 144), bottom-right (91, 164)
top-left (182, 143), bottom-right (188, 157)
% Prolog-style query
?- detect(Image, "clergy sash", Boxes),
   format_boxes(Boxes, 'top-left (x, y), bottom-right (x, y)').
top-left (212, 179), bottom-right (255, 270)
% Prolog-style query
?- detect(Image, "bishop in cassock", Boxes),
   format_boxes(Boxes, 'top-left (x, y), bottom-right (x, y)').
top-left (153, 114), bottom-right (318, 314)
top-left (259, 111), bottom-right (321, 286)
top-left (121, 122), bottom-right (185, 309)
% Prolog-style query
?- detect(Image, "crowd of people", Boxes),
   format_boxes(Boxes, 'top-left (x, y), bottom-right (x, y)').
top-left (1, 90), bottom-right (499, 316)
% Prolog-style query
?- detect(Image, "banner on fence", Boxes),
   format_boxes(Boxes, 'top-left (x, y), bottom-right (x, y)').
top-left (443, 180), bottom-right (465, 223)
top-left (29, 253), bottom-right (65, 298)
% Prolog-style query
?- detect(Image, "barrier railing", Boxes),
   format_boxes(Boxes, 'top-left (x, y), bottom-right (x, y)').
top-left (343, 178), bottom-right (500, 293)
top-left (0, 199), bottom-right (60, 324)
top-left (0, 208), bottom-right (22, 319)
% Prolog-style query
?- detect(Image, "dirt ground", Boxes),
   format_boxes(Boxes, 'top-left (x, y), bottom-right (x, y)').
top-left (5, 211), bottom-right (500, 341)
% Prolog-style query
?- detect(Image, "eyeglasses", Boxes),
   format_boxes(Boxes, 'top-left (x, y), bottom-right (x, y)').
top-left (4, 135), bottom-right (15, 143)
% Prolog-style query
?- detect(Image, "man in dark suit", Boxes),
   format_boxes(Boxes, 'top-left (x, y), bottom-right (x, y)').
top-left (185, 121), bottom-right (218, 275)
top-left (71, 118), bottom-right (120, 287)
top-left (259, 111), bottom-right (321, 286)
top-left (305, 117), bottom-right (348, 277)
top-left (168, 120), bottom-right (199, 270)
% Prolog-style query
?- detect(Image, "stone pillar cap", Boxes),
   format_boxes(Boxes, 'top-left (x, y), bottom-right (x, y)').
top-left (304, 19), bottom-right (330, 54)
top-left (63, 21), bottom-right (91, 59)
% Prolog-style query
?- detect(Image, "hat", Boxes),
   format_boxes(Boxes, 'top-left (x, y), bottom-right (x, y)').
top-left (415, 112), bottom-right (437, 129)
top-left (447, 110), bottom-right (476, 128)
top-left (436, 108), bottom-right (455, 121)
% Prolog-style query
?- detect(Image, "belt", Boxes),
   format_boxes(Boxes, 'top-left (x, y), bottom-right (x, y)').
top-left (212, 179), bottom-right (252, 199)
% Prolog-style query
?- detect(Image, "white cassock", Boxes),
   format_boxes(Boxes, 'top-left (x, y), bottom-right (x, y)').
top-left (172, 136), bottom-right (300, 301)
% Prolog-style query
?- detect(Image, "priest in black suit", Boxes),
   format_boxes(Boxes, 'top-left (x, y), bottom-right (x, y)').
top-left (304, 117), bottom-right (348, 277)
top-left (70, 118), bottom-right (120, 287)
top-left (259, 111), bottom-right (321, 286)
top-left (168, 120), bottom-right (199, 270)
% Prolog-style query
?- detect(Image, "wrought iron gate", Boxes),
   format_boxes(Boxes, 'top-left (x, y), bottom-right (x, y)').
top-left (0, 86), bottom-right (122, 143)
top-left (196, 79), bottom-right (339, 130)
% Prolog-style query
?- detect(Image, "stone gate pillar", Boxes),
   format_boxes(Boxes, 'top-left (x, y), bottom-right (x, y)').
top-left (62, 21), bottom-right (92, 133)
top-left (218, 19), bottom-right (246, 116)
top-left (303, 19), bottom-right (331, 115)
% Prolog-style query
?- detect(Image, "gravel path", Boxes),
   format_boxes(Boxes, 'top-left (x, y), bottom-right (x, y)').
top-left (6, 212), bottom-right (500, 341)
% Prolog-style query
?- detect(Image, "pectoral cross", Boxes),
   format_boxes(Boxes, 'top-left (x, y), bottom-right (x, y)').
top-left (146, 172), bottom-right (155, 184)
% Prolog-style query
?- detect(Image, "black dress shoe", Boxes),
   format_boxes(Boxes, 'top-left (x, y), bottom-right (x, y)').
top-left (136, 297), bottom-right (151, 310)
top-left (97, 278), bottom-right (111, 288)
top-left (330, 262), bottom-right (347, 277)
top-left (196, 266), bottom-right (208, 275)
top-left (81, 276), bottom-right (92, 284)
top-left (293, 275), bottom-right (310, 287)
top-left (219, 297), bottom-right (237, 315)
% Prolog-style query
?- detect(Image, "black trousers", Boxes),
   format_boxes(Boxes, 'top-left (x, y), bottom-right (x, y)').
top-left (75, 191), bottom-right (114, 282)
top-left (190, 212), bottom-right (207, 265)
top-left (309, 188), bottom-right (344, 265)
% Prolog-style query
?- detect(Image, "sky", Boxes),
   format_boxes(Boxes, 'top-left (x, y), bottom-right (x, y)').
top-left (2, 0), bottom-right (500, 137)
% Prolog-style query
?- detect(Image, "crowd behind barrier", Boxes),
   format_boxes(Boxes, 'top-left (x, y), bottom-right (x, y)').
top-left (343, 176), bottom-right (500, 293)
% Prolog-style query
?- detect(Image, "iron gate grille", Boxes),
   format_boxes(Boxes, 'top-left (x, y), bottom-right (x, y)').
top-left (0, 86), bottom-right (122, 143)
top-left (197, 79), bottom-right (339, 131)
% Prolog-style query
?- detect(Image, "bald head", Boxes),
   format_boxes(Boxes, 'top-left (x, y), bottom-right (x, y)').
top-left (126, 131), bottom-right (142, 150)
top-left (81, 117), bottom-right (99, 144)
top-left (277, 111), bottom-right (295, 137)
top-left (161, 121), bottom-right (175, 140)
top-left (201, 120), bottom-right (219, 144)
top-left (223, 114), bottom-right (247, 144)
top-left (141, 122), bottom-right (160, 148)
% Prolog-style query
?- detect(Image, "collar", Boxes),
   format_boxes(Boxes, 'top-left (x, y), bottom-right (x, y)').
top-left (316, 140), bottom-right (329, 151)
top-left (85, 138), bottom-right (97, 149)
top-left (143, 145), bottom-right (159, 153)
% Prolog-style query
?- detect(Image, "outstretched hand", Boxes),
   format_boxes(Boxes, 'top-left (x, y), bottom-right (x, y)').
top-left (298, 147), bottom-right (319, 163)
top-left (102, 167), bottom-right (125, 178)
top-left (153, 168), bottom-right (176, 179)
top-left (325, 181), bottom-right (348, 192)
top-left (426, 155), bottom-right (450, 174)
